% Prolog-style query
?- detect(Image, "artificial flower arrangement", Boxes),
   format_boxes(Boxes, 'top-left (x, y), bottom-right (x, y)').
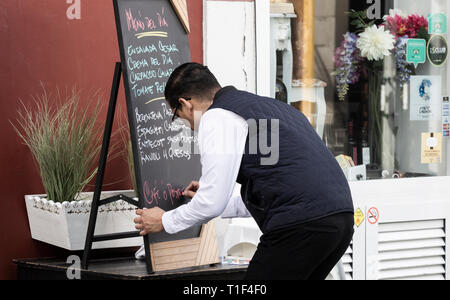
top-left (333, 9), bottom-right (429, 101)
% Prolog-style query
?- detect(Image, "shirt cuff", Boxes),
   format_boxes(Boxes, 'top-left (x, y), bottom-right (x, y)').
top-left (161, 210), bottom-right (176, 235)
top-left (162, 210), bottom-right (188, 235)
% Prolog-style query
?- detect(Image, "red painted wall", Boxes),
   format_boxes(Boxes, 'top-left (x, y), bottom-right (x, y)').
top-left (0, 0), bottom-right (202, 280)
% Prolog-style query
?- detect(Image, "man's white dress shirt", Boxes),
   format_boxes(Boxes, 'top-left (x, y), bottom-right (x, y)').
top-left (162, 108), bottom-right (251, 234)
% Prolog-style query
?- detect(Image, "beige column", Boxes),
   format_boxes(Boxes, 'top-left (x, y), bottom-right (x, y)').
top-left (292, 0), bottom-right (315, 81)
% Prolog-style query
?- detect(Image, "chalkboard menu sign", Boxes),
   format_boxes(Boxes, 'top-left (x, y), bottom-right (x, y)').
top-left (113, 0), bottom-right (201, 243)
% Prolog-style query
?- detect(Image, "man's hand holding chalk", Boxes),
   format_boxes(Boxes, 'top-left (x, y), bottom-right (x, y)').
top-left (183, 181), bottom-right (199, 198)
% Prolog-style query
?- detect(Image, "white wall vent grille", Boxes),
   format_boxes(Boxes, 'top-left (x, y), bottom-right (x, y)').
top-left (377, 219), bottom-right (446, 280)
top-left (342, 242), bottom-right (353, 280)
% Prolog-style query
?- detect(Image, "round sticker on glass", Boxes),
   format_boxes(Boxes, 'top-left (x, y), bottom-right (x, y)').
top-left (427, 35), bottom-right (448, 67)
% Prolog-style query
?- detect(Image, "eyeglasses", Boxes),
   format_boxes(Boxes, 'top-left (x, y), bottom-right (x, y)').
top-left (171, 97), bottom-right (191, 122)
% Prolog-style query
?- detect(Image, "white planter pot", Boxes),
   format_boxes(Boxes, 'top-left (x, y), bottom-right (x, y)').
top-left (24, 190), bottom-right (142, 251)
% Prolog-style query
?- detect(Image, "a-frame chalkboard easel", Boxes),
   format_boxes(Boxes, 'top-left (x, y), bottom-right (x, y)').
top-left (80, 61), bottom-right (220, 274)
top-left (81, 62), bottom-right (154, 274)
top-left (82, 0), bottom-right (220, 275)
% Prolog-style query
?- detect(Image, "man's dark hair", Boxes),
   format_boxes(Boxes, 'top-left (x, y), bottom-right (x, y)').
top-left (165, 63), bottom-right (221, 109)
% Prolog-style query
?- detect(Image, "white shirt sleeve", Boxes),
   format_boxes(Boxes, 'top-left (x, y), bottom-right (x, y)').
top-left (161, 108), bottom-right (250, 234)
top-left (220, 193), bottom-right (252, 219)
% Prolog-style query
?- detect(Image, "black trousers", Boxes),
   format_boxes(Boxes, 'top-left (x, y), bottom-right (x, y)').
top-left (245, 212), bottom-right (354, 280)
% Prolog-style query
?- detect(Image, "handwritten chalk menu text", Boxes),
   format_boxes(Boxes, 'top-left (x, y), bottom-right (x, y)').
top-left (114, 0), bottom-right (201, 243)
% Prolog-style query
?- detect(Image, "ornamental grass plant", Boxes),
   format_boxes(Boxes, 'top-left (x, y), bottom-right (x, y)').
top-left (12, 85), bottom-right (106, 203)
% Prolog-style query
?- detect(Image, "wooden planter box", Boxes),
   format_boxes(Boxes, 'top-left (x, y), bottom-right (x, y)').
top-left (24, 190), bottom-right (142, 251)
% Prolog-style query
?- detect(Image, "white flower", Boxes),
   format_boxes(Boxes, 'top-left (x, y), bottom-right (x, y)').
top-left (356, 25), bottom-right (395, 61)
top-left (383, 8), bottom-right (408, 21)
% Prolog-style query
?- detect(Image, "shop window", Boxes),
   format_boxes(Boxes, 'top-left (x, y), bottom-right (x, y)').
top-left (271, 0), bottom-right (450, 179)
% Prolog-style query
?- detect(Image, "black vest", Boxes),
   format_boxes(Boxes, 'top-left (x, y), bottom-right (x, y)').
top-left (209, 87), bottom-right (354, 233)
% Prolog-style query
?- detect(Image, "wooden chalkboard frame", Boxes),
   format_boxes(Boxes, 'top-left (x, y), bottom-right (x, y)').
top-left (150, 221), bottom-right (220, 272)
top-left (169, 0), bottom-right (190, 33)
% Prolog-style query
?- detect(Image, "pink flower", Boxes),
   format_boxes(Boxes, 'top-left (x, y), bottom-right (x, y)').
top-left (384, 13), bottom-right (428, 38)
top-left (385, 15), bottom-right (409, 37)
top-left (406, 14), bottom-right (428, 38)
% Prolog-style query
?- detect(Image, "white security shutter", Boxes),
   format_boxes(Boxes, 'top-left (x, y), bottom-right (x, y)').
top-left (350, 177), bottom-right (450, 280)
top-left (377, 219), bottom-right (446, 280)
top-left (341, 243), bottom-right (353, 280)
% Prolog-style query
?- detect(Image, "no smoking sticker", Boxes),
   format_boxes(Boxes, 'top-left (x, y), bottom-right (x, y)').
top-left (367, 207), bottom-right (379, 225)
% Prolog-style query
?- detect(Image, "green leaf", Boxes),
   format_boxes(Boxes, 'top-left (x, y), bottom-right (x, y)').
top-left (347, 11), bottom-right (359, 19)
top-left (359, 10), bottom-right (368, 19)
top-left (416, 26), bottom-right (430, 42)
